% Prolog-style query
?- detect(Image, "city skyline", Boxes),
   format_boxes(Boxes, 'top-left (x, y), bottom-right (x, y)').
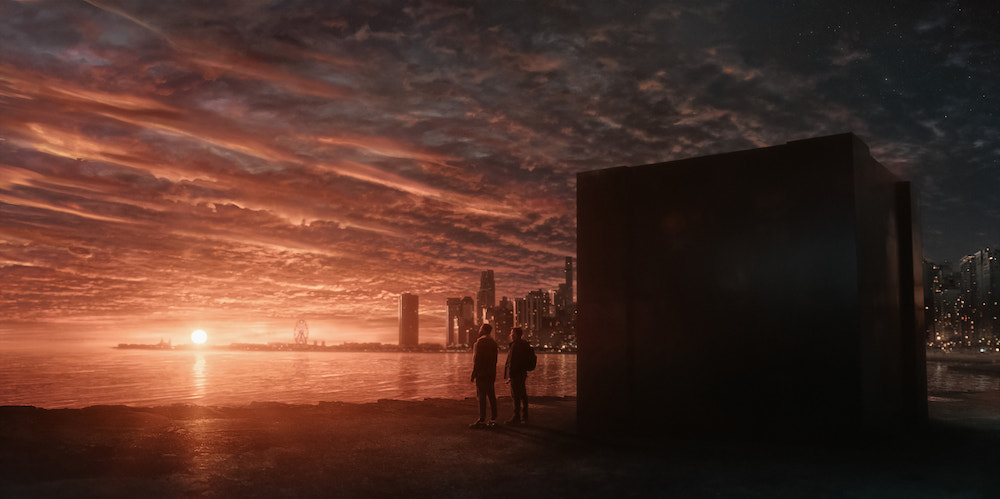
top-left (2, 1), bottom-right (999, 346)
top-left (926, 247), bottom-right (1000, 349)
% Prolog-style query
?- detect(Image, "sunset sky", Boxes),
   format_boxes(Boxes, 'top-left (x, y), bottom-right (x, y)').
top-left (2, 0), bottom-right (998, 346)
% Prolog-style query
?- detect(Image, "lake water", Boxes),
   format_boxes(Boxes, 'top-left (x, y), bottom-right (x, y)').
top-left (2, 349), bottom-right (996, 409)
top-left (926, 361), bottom-right (1000, 393)
top-left (0, 348), bottom-right (577, 409)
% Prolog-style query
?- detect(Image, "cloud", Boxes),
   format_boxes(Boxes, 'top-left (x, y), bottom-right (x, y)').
top-left (2, 0), bottom-right (999, 341)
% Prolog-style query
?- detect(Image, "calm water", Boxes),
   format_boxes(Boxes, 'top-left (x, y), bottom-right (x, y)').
top-left (0, 348), bottom-right (577, 409)
top-left (2, 349), bottom-right (996, 409)
top-left (926, 361), bottom-right (1000, 393)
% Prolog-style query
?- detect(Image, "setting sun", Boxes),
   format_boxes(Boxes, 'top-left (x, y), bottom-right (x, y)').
top-left (191, 329), bottom-right (208, 344)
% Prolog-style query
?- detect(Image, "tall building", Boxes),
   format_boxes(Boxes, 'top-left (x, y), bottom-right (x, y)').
top-left (461, 296), bottom-right (476, 346)
top-left (477, 270), bottom-right (495, 325)
top-left (446, 298), bottom-right (463, 347)
top-left (493, 296), bottom-right (515, 345)
top-left (981, 249), bottom-right (999, 343)
top-left (941, 287), bottom-right (964, 342)
top-left (398, 293), bottom-right (419, 347)
top-left (522, 289), bottom-right (552, 338)
top-left (555, 256), bottom-right (576, 334)
top-left (514, 297), bottom-right (527, 329)
top-left (447, 296), bottom-right (479, 347)
top-left (924, 260), bottom-right (944, 343)
top-left (563, 256), bottom-right (574, 304)
top-left (925, 260), bottom-right (966, 346)
top-left (958, 248), bottom-right (1000, 345)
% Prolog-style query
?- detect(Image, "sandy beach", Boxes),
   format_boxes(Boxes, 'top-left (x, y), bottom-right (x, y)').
top-left (2, 392), bottom-right (999, 498)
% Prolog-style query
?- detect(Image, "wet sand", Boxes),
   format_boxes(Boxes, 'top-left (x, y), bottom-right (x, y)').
top-left (2, 394), bottom-right (999, 498)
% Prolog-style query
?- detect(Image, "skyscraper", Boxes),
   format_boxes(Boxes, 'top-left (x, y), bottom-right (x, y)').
top-left (564, 256), bottom-right (573, 302)
top-left (555, 256), bottom-right (575, 323)
top-left (477, 270), bottom-right (495, 325)
top-left (446, 297), bottom-right (462, 347)
top-left (924, 260), bottom-right (944, 342)
top-left (493, 296), bottom-right (514, 345)
top-left (959, 248), bottom-right (999, 344)
top-left (461, 296), bottom-right (476, 346)
top-left (523, 289), bottom-right (551, 336)
top-left (924, 260), bottom-right (963, 346)
top-left (514, 297), bottom-right (527, 329)
top-left (398, 293), bottom-right (419, 348)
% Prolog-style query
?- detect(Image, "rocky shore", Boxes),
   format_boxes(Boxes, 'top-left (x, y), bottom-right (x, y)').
top-left (2, 394), bottom-right (999, 498)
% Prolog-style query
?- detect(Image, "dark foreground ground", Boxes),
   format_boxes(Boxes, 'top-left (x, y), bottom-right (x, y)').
top-left (2, 392), bottom-right (999, 498)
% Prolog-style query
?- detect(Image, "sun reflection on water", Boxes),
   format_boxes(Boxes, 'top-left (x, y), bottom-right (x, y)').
top-left (192, 352), bottom-right (207, 400)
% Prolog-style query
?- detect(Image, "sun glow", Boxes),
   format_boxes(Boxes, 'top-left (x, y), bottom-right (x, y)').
top-left (191, 329), bottom-right (208, 344)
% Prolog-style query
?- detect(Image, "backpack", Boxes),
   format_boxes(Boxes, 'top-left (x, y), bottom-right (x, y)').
top-left (525, 344), bottom-right (537, 371)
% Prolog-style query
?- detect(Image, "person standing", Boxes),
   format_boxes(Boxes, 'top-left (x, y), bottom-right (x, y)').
top-left (469, 323), bottom-right (498, 429)
top-left (504, 327), bottom-right (532, 424)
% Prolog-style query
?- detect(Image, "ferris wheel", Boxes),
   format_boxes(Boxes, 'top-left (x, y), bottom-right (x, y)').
top-left (293, 319), bottom-right (309, 345)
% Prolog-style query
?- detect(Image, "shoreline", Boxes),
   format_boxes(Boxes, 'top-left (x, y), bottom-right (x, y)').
top-left (3, 393), bottom-right (1000, 497)
top-left (114, 342), bottom-right (579, 354)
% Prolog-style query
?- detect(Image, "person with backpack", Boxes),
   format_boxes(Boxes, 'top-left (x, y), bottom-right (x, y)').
top-left (503, 327), bottom-right (535, 424)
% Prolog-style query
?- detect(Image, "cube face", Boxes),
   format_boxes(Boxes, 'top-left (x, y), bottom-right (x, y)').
top-left (576, 134), bottom-right (926, 440)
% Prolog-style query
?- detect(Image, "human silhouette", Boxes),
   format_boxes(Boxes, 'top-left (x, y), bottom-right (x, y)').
top-left (469, 323), bottom-right (498, 429)
top-left (504, 327), bottom-right (532, 424)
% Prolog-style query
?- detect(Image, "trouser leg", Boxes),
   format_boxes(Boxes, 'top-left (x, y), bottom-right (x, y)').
top-left (477, 378), bottom-right (497, 421)
top-left (511, 376), bottom-right (528, 420)
top-left (510, 382), bottom-right (521, 415)
top-left (476, 380), bottom-right (487, 420)
top-left (487, 383), bottom-right (497, 420)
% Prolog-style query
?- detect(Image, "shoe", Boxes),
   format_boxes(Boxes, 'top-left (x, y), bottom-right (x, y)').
top-left (469, 420), bottom-right (486, 429)
top-left (505, 417), bottom-right (521, 425)
top-left (486, 420), bottom-right (497, 429)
